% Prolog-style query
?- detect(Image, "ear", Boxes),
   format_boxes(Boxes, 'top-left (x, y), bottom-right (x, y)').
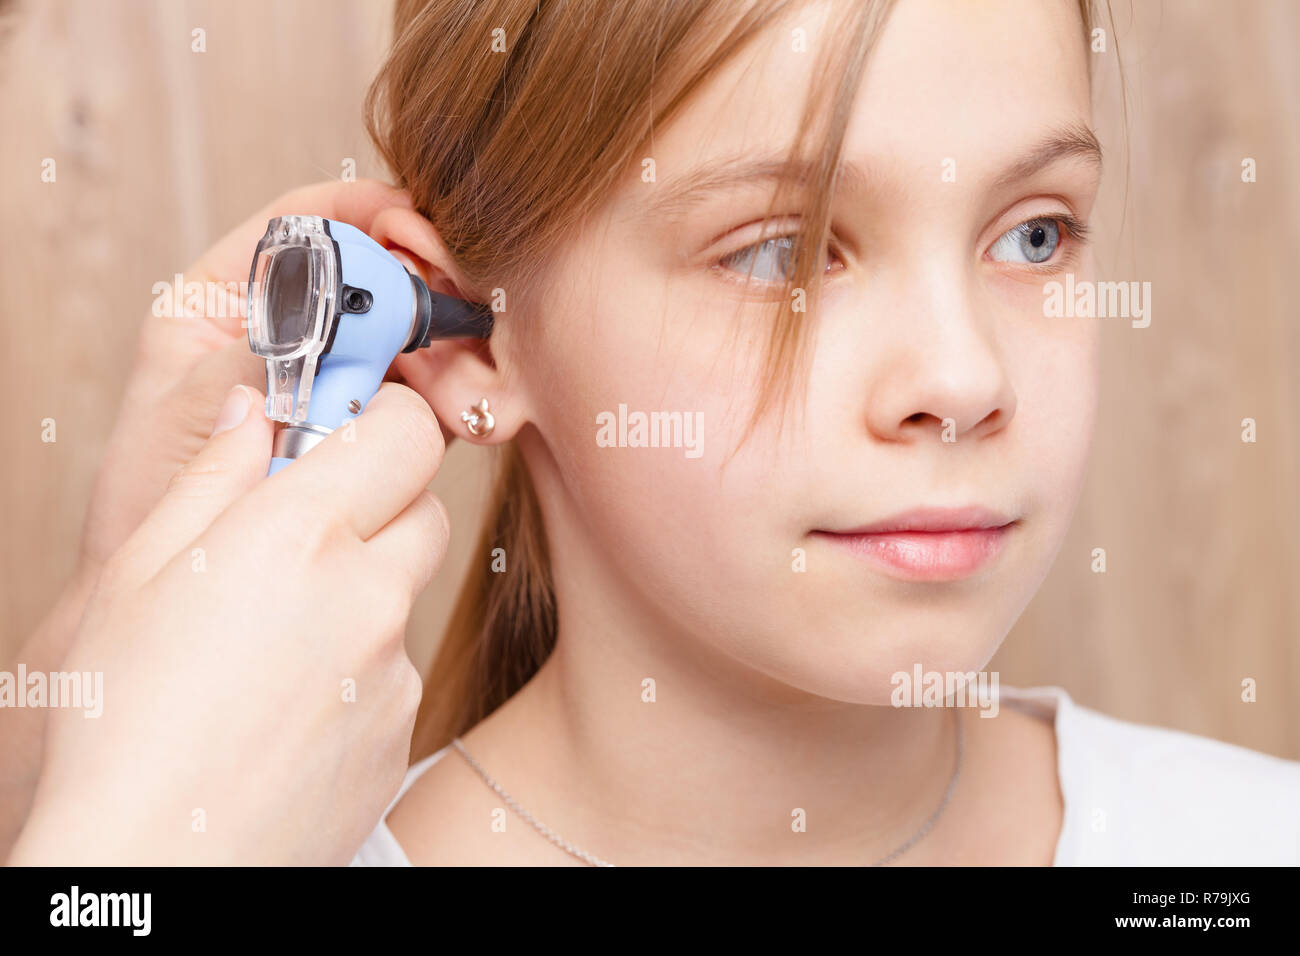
top-left (366, 204), bottom-right (529, 446)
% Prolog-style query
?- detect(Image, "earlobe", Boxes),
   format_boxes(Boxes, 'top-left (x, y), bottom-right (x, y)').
top-left (366, 204), bottom-right (531, 444)
top-left (460, 398), bottom-right (496, 438)
top-left (392, 336), bottom-right (519, 443)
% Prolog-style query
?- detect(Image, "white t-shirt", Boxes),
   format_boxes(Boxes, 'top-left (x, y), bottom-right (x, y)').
top-left (350, 684), bottom-right (1300, 866)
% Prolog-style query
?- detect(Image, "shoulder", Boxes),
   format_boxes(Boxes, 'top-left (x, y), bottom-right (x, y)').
top-left (349, 746), bottom-right (454, 867)
top-left (1018, 686), bottom-right (1300, 865)
top-left (349, 735), bottom-right (580, 866)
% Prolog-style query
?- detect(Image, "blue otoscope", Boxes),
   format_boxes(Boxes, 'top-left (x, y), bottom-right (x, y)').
top-left (246, 215), bottom-right (492, 474)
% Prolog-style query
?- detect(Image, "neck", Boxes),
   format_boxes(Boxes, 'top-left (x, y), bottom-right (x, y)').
top-left (471, 538), bottom-right (964, 866)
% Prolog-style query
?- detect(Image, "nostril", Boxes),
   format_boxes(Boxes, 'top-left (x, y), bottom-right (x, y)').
top-left (974, 409), bottom-right (1004, 434)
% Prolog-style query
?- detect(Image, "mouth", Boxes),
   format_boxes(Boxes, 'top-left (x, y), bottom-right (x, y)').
top-left (810, 506), bottom-right (1017, 582)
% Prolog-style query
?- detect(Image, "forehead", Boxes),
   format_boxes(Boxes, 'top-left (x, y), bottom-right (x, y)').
top-left (641, 0), bottom-right (1093, 199)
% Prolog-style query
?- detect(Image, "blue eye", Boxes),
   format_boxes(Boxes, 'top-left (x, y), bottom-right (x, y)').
top-left (718, 235), bottom-right (843, 284)
top-left (989, 218), bottom-right (1060, 264)
top-left (720, 236), bottom-right (797, 282)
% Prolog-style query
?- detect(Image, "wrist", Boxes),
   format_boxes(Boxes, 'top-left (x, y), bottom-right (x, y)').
top-left (8, 782), bottom-right (184, 866)
top-left (14, 560), bottom-right (101, 674)
top-left (0, 562), bottom-right (104, 860)
top-left (6, 799), bottom-right (125, 866)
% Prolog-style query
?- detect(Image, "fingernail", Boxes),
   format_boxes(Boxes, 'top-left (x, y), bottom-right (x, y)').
top-left (210, 385), bottom-right (251, 437)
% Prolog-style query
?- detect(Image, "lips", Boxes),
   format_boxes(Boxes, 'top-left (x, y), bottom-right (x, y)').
top-left (811, 507), bottom-right (1016, 581)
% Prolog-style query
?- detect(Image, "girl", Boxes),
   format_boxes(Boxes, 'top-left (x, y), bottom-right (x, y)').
top-left (338, 0), bottom-right (1298, 865)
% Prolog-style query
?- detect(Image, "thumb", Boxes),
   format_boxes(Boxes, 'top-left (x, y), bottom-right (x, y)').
top-left (108, 385), bottom-right (275, 589)
top-left (164, 337), bottom-right (267, 454)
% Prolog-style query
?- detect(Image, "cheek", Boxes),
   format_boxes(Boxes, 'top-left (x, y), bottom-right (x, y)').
top-left (525, 228), bottom-right (767, 494)
top-left (522, 253), bottom-right (790, 622)
top-left (1007, 317), bottom-right (1099, 559)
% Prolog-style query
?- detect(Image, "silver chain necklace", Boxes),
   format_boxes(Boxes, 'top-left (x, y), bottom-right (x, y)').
top-left (450, 709), bottom-right (964, 867)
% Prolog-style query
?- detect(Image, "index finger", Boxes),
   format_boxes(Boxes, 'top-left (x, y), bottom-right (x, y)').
top-left (257, 382), bottom-right (447, 543)
top-left (190, 178), bottom-right (414, 316)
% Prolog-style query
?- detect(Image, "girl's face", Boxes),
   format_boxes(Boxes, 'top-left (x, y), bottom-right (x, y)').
top-left (501, 0), bottom-right (1100, 703)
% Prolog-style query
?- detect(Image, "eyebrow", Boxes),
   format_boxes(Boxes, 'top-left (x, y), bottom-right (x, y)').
top-left (991, 123), bottom-right (1103, 190)
top-left (642, 124), bottom-right (1103, 219)
top-left (643, 153), bottom-right (871, 220)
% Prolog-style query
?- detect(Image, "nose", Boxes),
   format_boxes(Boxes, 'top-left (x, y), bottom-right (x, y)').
top-left (863, 271), bottom-right (1017, 444)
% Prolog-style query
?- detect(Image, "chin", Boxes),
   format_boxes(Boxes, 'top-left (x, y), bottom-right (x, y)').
top-left (763, 603), bottom-right (1022, 706)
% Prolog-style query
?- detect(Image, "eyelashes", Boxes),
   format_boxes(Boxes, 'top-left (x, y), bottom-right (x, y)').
top-left (987, 214), bottom-right (1089, 266)
top-left (711, 212), bottom-right (1089, 288)
top-left (714, 235), bottom-right (842, 286)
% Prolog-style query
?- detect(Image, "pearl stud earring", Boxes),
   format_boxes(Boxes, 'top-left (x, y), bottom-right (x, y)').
top-left (461, 398), bottom-right (495, 438)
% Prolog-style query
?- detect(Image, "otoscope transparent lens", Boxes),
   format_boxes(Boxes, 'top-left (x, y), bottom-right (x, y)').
top-left (246, 215), bottom-right (339, 424)
top-left (265, 245), bottom-right (313, 349)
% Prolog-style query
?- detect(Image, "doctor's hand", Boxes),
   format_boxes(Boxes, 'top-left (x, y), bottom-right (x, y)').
top-left (9, 382), bottom-right (447, 866)
top-left (82, 180), bottom-right (415, 578)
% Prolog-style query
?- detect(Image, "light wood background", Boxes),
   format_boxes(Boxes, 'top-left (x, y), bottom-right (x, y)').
top-left (1, 0), bottom-right (1296, 758)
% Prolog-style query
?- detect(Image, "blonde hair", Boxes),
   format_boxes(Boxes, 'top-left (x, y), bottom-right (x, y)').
top-left (364, 0), bottom-right (1099, 761)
